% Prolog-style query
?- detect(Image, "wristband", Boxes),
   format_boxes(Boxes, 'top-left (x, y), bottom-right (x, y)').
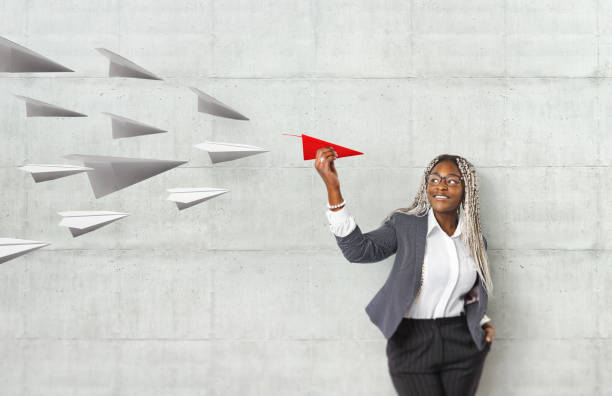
top-left (327, 200), bottom-right (346, 209)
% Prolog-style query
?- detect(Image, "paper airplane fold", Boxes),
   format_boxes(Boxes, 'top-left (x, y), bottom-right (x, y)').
top-left (0, 36), bottom-right (73, 73)
top-left (96, 48), bottom-right (162, 80)
top-left (190, 87), bottom-right (249, 120)
top-left (194, 141), bottom-right (268, 164)
top-left (58, 211), bottom-right (129, 237)
top-left (64, 154), bottom-right (188, 198)
top-left (167, 187), bottom-right (229, 210)
top-left (18, 164), bottom-right (93, 183)
top-left (0, 238), bottom-right (49, 264)
top-left (282, 133), bottom-right (363, 160)
top-left (14, 95), bottom-right (87, 117)
top-left (102, 112), bottom-right (167, 139)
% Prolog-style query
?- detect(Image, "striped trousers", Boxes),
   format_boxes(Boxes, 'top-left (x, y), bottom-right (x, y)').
top-left (386, 313), bottom-right (491, 396)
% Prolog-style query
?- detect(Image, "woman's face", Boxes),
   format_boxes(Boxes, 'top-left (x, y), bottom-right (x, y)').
top-left (426, 160), bottom-right (464, 214)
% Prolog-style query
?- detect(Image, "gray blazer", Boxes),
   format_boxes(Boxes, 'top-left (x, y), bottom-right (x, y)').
top-left (333, 210), bottom-right (489, 351)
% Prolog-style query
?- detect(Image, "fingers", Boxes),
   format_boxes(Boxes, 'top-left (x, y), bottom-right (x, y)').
top-left (315, 147), bottom-right (338, 169)
top-left (316, 147), bottom-right (338, 161)
top-left (329, 158), bottom-right (336, 173)
top-left (485, 327), bottom-right (495, 343)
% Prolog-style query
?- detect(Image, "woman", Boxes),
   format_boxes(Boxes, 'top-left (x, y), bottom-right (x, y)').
top-left (315, 148), bottom-right (495, 396)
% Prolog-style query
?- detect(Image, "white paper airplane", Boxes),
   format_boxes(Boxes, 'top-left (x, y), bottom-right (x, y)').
top-left (14, 95), bottom-right (87, 117)
top-left (102, 112), bottom-right (167, 139)
top-left (194, 141), bottom-right (268, 164)
top-left (167, 188), bottom-right (229, 210)
top-left (0, 36), bottom-right (73, 73)
top-left (64, 154), bottom-right (188, 198)
top-left (190, 87), bottom-right (249, 120)
top-left (18, 164), bottom-right (93, 183)
top-left (0, 238), bottom-right (49, 264)
top-left (96, 48), bottom-right (162, 80)
top-left (58, 211), bottom-right (129, 237)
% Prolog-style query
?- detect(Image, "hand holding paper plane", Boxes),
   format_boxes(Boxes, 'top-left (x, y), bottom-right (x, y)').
top-left (282, 133), bottom-right (363, 160)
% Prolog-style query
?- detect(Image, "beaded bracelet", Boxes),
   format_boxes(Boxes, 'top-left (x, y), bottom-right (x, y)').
top-left (327, 200), bottom-right (346, 209)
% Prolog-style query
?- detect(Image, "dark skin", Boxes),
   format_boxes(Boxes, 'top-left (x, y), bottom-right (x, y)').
top-left (427, 160), bottom-right (464, 237)
top-left (315, 148), bottom-right (495, 344)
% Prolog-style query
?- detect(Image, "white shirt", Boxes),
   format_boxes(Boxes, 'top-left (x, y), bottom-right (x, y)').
top-left (326, 206), bottom-right (491, 327)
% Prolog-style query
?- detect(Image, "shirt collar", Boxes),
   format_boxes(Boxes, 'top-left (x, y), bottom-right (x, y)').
top-left (427, 206), bottom-right (462, 238)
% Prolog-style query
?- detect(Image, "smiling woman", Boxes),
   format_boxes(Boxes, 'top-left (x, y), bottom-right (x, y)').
top-left (315, 151), bottom-right (494, 396)
top-left (382, 154), bottom-right (493, 297)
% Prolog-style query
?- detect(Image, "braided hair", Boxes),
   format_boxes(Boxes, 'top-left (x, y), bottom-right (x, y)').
top-left (382, 154), bottom-right (493, 295)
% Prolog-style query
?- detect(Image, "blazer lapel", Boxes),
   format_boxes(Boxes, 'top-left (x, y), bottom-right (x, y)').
top-left (413, 212), bottom-right (428, 291)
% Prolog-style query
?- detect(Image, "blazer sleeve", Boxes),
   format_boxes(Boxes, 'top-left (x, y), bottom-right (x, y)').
top-left (332, 213), bottom-right (398, 263)
top-left (480, 235), bottom-right (491, 327)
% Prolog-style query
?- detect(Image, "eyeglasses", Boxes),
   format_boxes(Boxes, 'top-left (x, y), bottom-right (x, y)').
top-left (426, 173), bottom-right (463, 186)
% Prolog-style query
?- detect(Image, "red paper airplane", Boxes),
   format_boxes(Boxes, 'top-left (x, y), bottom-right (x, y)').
top-left (282, 133), bottom-right (364, 160)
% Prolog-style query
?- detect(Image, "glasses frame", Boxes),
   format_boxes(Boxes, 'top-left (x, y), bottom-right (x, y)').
top-left (426, 173), bottom-right (464, 186)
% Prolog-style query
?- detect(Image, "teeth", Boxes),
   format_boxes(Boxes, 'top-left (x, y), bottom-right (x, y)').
top-left (435, 195), bottom-right (448, 198)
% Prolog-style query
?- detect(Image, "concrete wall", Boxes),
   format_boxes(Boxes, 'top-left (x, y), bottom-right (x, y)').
top-left (0, 1), bottom-right (609, 395)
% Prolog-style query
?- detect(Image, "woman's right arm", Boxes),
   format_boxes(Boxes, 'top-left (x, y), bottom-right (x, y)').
top-left (315, 147), bottom-right (398, 263)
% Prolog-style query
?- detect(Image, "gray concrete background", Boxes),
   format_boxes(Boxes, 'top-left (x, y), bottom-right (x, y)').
top-left (0, 0), bottom-right (610, 395)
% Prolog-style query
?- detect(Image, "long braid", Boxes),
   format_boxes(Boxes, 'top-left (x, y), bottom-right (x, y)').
top-left (381, 154), bottom-right (493, 295)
